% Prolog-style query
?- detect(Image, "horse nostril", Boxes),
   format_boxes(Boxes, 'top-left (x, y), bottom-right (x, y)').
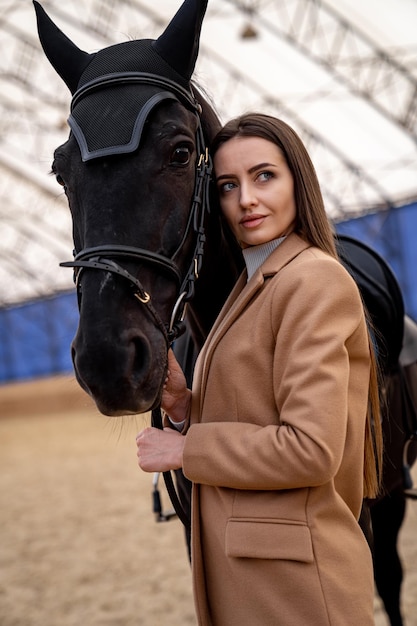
top-left (131, 336), bottom-right (151, 383)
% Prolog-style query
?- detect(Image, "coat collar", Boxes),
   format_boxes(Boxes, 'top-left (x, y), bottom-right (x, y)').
top-left (256, 232), bottom-right (311, 279)
top-left (212, 232), bottom-right (311, 333)
top-left (192, 232), bottom-right (312, 402)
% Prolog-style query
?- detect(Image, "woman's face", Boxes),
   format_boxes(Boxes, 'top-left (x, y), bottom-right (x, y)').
top-left (214, 136), bottom-right (296, 248)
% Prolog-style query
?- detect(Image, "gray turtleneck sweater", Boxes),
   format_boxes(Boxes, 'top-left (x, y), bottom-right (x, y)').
top-left (242, 237), bottom-right (286, 281)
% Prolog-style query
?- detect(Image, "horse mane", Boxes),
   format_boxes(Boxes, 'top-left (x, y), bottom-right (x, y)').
top-left (192, 82), bottom-right (222, 142)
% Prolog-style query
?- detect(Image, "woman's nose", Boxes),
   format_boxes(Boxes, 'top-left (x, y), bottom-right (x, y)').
top-left (239, 183), bottom-right (258, 208)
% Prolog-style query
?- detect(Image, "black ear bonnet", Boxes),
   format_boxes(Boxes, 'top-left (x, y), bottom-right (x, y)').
top-left (34, 0), bottom-right (207, 162)
top-left (69, 40), bottom-right (198, 161)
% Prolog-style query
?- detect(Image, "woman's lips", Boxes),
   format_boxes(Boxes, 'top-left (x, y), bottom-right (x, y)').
top-left (240, 215), bottom-right (266, 229)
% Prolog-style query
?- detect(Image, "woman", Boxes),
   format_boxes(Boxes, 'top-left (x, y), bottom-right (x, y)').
top-left (136, 113), bottom-right (382, 625)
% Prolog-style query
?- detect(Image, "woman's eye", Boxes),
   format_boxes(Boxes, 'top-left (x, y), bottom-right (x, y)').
top-left (258, 171), bottom-right (273, 182)
top-left (220, 182), bottom-right (236, 193)
top-left (171, 146), bottom-right (191, 165)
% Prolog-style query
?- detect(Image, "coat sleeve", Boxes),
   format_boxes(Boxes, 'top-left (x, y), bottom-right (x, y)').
top-left (182, 254), bottom-right (370, 490)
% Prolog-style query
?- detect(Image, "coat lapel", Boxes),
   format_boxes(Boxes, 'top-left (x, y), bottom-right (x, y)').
top-left (192, 233), bottom-right (311, 410)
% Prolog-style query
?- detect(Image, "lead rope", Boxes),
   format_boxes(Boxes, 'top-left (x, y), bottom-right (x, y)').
top-left (151, 406), bottom-right (192, 530)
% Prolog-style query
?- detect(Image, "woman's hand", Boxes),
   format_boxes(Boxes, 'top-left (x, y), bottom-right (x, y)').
top-left (161, 348), bottom-right (191, 424)
top-left (136, 350), bottom-right (190, 474)
top-left (136, 427), bottom-right (185, 472)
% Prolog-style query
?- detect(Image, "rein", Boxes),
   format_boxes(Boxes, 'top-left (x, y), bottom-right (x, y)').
top-left (60, 72), bottom-right (212, 532)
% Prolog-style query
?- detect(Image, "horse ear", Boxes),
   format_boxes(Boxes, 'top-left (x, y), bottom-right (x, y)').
top-left (33, 1), bottom-right (92, 94)
top-left (154, 0), bottom-right (208, 81)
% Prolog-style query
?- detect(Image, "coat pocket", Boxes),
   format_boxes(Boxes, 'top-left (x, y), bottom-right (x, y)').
top-left (225, 518), bottom-right (314, 562)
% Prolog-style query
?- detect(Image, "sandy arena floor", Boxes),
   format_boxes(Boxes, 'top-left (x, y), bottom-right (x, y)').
top-left (0, 376), bottom-right (416, 626)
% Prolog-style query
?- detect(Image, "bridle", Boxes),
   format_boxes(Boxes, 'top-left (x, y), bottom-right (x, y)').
top-left (60, 72), bottom-right (213, 531)
top-left (60, 72), bottom-right (213, 346)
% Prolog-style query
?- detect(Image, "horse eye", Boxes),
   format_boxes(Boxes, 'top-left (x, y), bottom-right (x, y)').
top-left (51, 164), bottom-right (66, 187)
top-left (171, 146), bottom-right (191, 166)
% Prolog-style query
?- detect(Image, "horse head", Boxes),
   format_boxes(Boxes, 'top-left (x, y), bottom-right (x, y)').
top-left (34, 0), bottom-right (239, 416)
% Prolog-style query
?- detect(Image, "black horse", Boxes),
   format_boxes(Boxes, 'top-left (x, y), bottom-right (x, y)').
top-left (34, 1), bottom-right (416, 624)
top-left (34, 0), bottom-right (242, 415)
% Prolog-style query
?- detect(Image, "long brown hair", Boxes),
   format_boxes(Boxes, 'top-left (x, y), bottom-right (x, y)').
top-left (212, 113), bottom-right (382, 498)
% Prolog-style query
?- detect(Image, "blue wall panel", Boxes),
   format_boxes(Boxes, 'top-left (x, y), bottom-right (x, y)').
top-left (0, 291), bottom-right (78, 383)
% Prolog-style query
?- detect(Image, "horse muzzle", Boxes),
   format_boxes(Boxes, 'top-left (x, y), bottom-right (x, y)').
top-left (71, 324), bottom-right (167, 416)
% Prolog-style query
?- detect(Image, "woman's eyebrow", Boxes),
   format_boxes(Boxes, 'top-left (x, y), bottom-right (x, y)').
top-left (215, 173), bottom-right (234, 183)
top-left (216, 162), bottom-right (276, 183)
top-left (248, 162), bottom-right (276, 174)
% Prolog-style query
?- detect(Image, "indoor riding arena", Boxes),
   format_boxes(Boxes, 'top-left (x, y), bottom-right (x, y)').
top-left (1, 2), bottom-right (416, 625)
top-left (0, 377), bottom-right (416, 626)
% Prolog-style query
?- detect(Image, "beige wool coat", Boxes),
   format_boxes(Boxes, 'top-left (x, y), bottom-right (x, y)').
top-left (181, 233), bottom-right (375, 626)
